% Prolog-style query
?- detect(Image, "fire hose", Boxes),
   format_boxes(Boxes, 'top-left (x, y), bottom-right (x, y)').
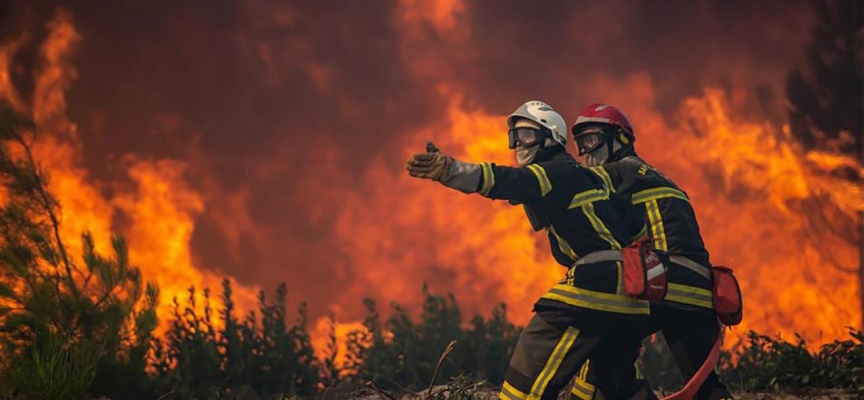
top-left (660, 333), bottom-right (722, 400)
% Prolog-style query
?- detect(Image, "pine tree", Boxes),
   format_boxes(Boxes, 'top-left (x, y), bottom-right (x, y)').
top-left (0, 100), bottom-right (159, 399)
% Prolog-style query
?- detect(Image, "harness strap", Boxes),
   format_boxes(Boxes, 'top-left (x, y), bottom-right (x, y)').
top-left (669, 255), bottom-right (712, 280)
top-left (574, 250), bottom-right (622, 266)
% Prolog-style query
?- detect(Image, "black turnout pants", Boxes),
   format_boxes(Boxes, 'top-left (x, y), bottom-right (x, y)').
top-left (569, 307), bottom-right (733, 400)
top-left (498, 307), bottom-right (650, 400)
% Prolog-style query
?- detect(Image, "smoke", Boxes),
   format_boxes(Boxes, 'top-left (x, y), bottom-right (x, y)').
top-left (5, 0), bottom-right (857, 348)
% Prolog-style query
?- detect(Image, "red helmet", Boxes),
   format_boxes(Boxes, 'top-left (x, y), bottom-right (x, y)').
top-left (571, 103), bottom-right (635, 144)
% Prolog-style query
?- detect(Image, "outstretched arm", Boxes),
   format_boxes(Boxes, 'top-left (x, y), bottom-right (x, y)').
top-left (406, 140), bottom-right (483, 194)
top-left (406, 140), bottom-right (553, 205)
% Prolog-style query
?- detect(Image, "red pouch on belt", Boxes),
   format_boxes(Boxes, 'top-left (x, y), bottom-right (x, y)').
top-left (712, 266), bottom-right (743, 326)
top-left (622, 237), bottom-right (667, 302)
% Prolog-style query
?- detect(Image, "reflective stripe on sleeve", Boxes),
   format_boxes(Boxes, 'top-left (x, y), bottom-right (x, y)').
top-left (479, 162), bottom-right (496, 196)
top-left (569, 189), bottom-right (609, 209)
top-left (632, 187), bottom-right (689, 204)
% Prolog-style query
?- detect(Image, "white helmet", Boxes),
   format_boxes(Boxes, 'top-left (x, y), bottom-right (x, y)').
top-left (507, 100), bottom-right (568, 147)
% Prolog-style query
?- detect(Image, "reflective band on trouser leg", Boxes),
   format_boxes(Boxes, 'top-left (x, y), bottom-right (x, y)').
top-left (498, 314), bottom-right (584, 400)
top-left (529, 327), bottom-right (580, 398)
top-left (500, 313), bottom-right (603, 400)
top-left (569, 361), bottom-right (598, 400)
top-left (499, 381), bottom-right (529, 400)
top-left (665, 283), bottom-right (713, 309)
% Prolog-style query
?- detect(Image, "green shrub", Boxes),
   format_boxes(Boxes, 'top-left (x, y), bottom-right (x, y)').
top-left (719, 329), bottom-right (863, 393)
top-left (344, 283), bottom-right (520, 392)
top-left (150, 280), bottom-right (319, 399)
top-left (5, 331), bottom-right (99, 400)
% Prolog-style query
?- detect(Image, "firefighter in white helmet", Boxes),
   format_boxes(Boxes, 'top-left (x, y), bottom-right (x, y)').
top-left (406, 100), bottom-right (653, 400)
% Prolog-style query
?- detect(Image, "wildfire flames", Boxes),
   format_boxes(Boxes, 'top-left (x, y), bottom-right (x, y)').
top-left (1, 1), bottom-right (860, 365)
top-left (0, 10), bottom-right (261, 329)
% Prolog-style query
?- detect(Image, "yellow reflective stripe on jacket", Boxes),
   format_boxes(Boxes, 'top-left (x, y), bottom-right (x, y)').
top-left (499, 380), bottom-right (528, 400)
top-left (569, 188), bottom-right (609, 209)
top-left (530, 326), bottom-right (580, 398)
top-left (541, 284), bottom-right (650, 315)
top-left (665, 283), bottom-right (713, 309)
top-left (479, 162), bottom-right (495, 196)
top-left (632, 187), bottom-right (689, 204)
top-left (526, 164), bottom-right (552, 196)
top-left (549, 225), bottom-right (577, 262)
top-left (582, 203), bottom-right (622, 250)
top-left (590, 166), bottom-right (616, 193)
top-left (645, 200), bottom-right (668, 251)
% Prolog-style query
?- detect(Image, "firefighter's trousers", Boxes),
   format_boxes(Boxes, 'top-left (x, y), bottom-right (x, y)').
top-left (569, 307), bottom-right (733, 400)
top-left (498, 307), bottom-right (650, 400)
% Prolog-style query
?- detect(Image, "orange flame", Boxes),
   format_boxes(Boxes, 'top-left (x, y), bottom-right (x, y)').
top-left (0, 9), bottom-right (260, 332)
top-left (3, 5), bottom-right (859, 361)
top-left (326, 84), bottom-right (860, 351)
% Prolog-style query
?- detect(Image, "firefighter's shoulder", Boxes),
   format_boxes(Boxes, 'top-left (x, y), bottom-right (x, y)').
top-left (612, 156), bottom-right (675, 183)
top-left (605, 156), bottom-right (645, 175)
top-left (533, 157), bottom-right (585, 181)
top-left (532, 158), bottom-right (599, 192)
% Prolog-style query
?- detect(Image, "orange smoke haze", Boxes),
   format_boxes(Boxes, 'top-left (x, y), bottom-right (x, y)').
top-left (1, 0), bottom-right (860, 361)
top-left (0, 10), bottom-right (260, 329)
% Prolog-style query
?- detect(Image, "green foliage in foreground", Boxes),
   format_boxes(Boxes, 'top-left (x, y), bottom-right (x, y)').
top-left (342, 283), bottom-right (520, 391)
top-left (719, 329), bottom-right (863, 394)
top-left (0, 100), bottom-right (860, 399)
top-left (1, 275), bottom-right (862, 400)
top-left (639, 328), bottom-right (863, 397)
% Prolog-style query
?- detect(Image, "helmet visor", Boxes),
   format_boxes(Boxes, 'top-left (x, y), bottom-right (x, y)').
top-left (508, 127), bottom-right (543, 149)
top-left (574, 126), bottom-right (609, 155)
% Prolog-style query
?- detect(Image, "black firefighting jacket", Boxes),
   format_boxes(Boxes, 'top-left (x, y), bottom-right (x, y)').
top-left (474, 149), bottom-right (649, 317)
top-left (590, 152), bottom-right (714, 312)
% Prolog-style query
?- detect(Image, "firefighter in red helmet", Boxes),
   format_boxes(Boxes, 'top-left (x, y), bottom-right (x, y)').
top-left (568, 103), bottom-right (733, 400)
top-left (406, 100), bottom-right (653, 400)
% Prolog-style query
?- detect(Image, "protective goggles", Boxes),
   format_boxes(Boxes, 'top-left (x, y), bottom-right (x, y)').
top-left (508, 127), bottom-right (547, 149)
top-left (573, 126), bottom-right (610, 155)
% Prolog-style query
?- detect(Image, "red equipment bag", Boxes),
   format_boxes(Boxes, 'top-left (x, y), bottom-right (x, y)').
top-left (712, 266), bottom-right (743, 326)
top-left (622, 237), bottom-right (667, 302)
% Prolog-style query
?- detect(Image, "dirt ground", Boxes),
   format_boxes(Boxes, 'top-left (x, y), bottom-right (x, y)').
top-left (335, 385), bottom-right (860, 400)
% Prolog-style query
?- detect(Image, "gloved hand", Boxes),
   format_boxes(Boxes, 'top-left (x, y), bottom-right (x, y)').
top-left (406, 140), bottom-right (454, 182)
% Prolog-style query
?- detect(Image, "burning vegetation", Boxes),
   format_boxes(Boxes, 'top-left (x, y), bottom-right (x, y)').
top-left (0, 0), bottom-right (860, 398)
